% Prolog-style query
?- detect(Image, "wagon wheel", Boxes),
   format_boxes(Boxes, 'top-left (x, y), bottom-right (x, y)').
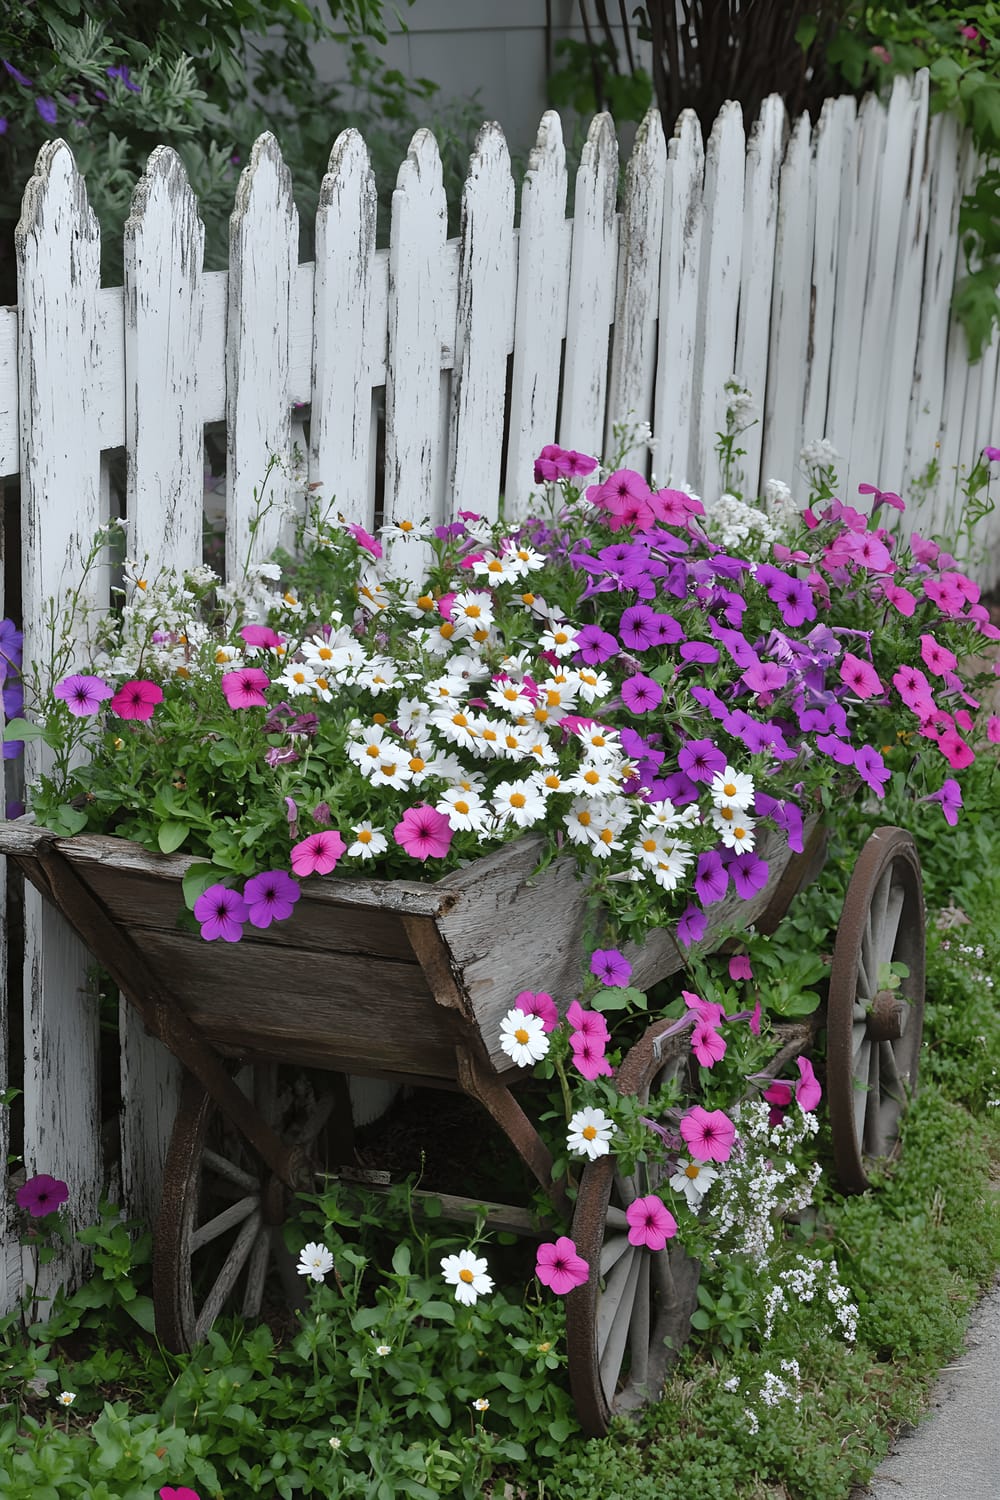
top-left (827, 826), bottom-right (925, 1194)
top-left (566, 1023), bottom-right (700, 1438)
top-left (153, 1064), bottom-right (349, 1351)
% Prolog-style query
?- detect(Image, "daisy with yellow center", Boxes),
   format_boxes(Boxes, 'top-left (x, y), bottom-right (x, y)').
top-left (567, 1106), bottom-right (617, 1161)
top-left (499, 1006), bottom-right (550, 1066)
top-left (669, 1157), bottom-right (719, 1209)
top-left (347, 822), bottom-right (388, 859)
top-left (440, 1248), bottom-right (495, 1306)
top-left (492, 779), bottom-right (546, 829)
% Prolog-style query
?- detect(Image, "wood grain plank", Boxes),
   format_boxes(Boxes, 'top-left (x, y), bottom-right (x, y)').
top-left (653, 111), bottom-right (704, 486)
top-left (560, 112), bottom-right (619, 458)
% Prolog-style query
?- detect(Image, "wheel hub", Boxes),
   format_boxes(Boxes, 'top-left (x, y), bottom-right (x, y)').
top-left (867, 989), bottom-right (906, 1043)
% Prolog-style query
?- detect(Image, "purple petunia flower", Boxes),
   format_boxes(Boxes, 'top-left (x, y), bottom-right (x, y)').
top-left (194, 883), bottom-right (248, 942)
top-left (695, 849), bottom-right (729, 906)
top-left (105, 63), bottom-right (141, 92)
top-left (3, 59), bottom-right (33, 88)
top-left (677, 737), bottom-right (725, 783)
top-left (677, 903), bottom-right (708, 949)
top-left (621, 673), bottom-right (664, 714)
top-left (815, 734), bottom-right (856, 766)
top-left (619, 604), bottom-right (657, 650)
top-left (729, 852), bottom-right (770, 900)
top-left (854, 744), bottom-right (890, 798)
top-left (921, 778), bottom-right (962, 826)
top-left (242, 869), bottom-right (301, 928)
top-left (590, 948), bottom-right (632, 987)
top-left (54, 673), bottom-right (114, 717)
top-left (574, 624), bottom-right (619, 664)
top-left (679, 640), bottom-right (720, 666)
top-left (16, 1173), bottom-right (69, 1217)
top-left (35, 97), bottom-right (57, 125)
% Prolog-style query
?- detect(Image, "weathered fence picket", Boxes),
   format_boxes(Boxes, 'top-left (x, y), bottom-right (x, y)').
top-left (1, 82), bottom-right (998, 1310)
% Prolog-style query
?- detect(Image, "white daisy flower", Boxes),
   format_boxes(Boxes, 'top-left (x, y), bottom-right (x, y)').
top-left (651, 840), bottom-right (695, 889)
top-left (567, 1107), bottom-right (617, 1161)
top-left (276, 661), bottom-right (318, 696)
top-left (426, 675), bottom-right (470, 706)
top-left (570, 667), bottom-right (613, 703)
top-left (57, 1391), bottom-right (76, 1407)
top-left (532, 767), bottom-right (568, 797)
top-left (574, 725), bottom-right (620, 758)
top-left (450, 590), bottom-right (495, 635)
top-left (641, 800), bottom-right (683, 833)
top-left (565, 760), bottom-right (621, 799)
top-left (565, 800), bottom-right (599, 845)
top-left (381, 517), bottom-right (428, 542)
top-left (487, 678), bottom-right (534, 716)
top-left (472, 1397), bottom-right (491, 1413)
top-left (430, 705), bottom-right (480, 749)
top-left (356, 656), bottom-right (399, 695)
top-left (710, 766), bottom-right (755, 811)
top-left (505, 542), bottom-right (546, 573)
top-left (440, 1248), bottom-right (495, 1306)
top-left (492, 779), bottom-right (547, 829)
top-left (296, 1242), bottom-right (335, 1282)
top-left (499, 1007), bottom-right (550, 1067)
top-left (669, 1158), bottom-right (719, 1209)
top-left (437, 785), bottom-right (490, 833)
top-left (347, 722), bottom-right (391, 768)
top-left (535, 678), bottom-right (578, 716)
top-left (715, 813), bottom-right (756, 853)
top-left (472, 551), bottom-right (523, 586)
top-left (347, 822), bottom-right (388, 859)
top-left (368, 756), bottom-right (413, 791)
top-left (538, 623), bottom-right (579, 659)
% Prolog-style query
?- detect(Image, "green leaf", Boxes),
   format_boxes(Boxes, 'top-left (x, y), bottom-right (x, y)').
top-left (123, 1295), bottom-right (156, 1333)
top-left (391, 1242), bottom-right (411, 1276)
top-left (1, 716), bottom-right (46, 743)
top-left (50, 805), bottom-right (89, 836)
top-left (591, 984), bottom-right (646, 1012)
top-left (182, 863), bottom-right (224, 910)
top-left (157, 820), bottom-right (190, 853)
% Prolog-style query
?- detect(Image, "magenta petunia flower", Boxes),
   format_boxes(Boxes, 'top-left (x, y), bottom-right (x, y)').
top-left (589, 948), bottom-right (632, 988)
top-left (242, 869), bottom-right (301, 928)
top-left (728, 954), bottom-right (753, 982)
top-left (110, 679), bottom-right (163, 721)
top-left (240, 623), bottom-right (283, 649)
top-left (567, 1000), bottom-right (611, 1044)
top-left (763, 1079), bottom-right (793, 1125)
top-left (53, 673), bottom-right (113, 716)
top-left (680, 1105), bottom-right (736, 1163)
top-left (983, 445), bottom-right (1000, 462)
top-left (393, 804), bottom-right (453, 861)
top-left (159, 1488), bottom-right (202, 1500)
top-left (291, 829), bottom-right (346, 877)
top-left (729, 853), bottom-right (770, 900)
top-left (193, 883), bottom-right (248, 942)
top-left (679, 640), bottom-right (720, 666)
top-left (346, 522), bottom-right (382, 557)
top-left (222, 667), bottom-right (270, 710)
top-left (535, 1236), bottom-right (590, 1295)
top-left (621, 672), bottom-right (664, 714)
top-left (677, 737), bottom-right (725, 784)
top-left (987, 716), bottom-right (1000, 744)
top-left (625, 1194), bottom-right (677, 1251)
top-left (515, 989), bottom-right (559, 1033)
top-left (16, 1173), bottom-right (69, 1218)
top-left (534, 444), bottom-right (598, 482)
top-left (920, 779), bottom-right (962, 826)
top-left (569, 1030), bottom-right (614, 1080)
top-left (839, 652), bottom-right (884, 699)
top-left (619, 603), bottom-right (657, 650)
top-left (795, 1056), bottom-right (822, 1111)
top-left (691, 1019), bottom-right (726, 1068)
top-left (749, 998), bottom-right (761, 1036)
top-left (918, 634), bottom-right (957, 677)
top-left (937, 730), bottom-right (974, 771)
top-left (575, 624), bottom-right (619, 664)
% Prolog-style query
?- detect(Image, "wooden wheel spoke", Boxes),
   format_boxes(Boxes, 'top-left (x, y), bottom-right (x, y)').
top-left (600, 1232), bottom-right (632, 1276)
top-left (852, 1018), bottom-right (867, 1059)
top-left (871, 869), bottom-right (893, 950)
top-left (190, 1192), bottom-right (260, 1252)
top-left (612, 1169), bottom-right (639, 1209)
top-left (859, 916), bottom-right (877, 999)
top-left (876, 883), bottom-right (904, 972)
top-left (202, 1149), bottom-right (259, 1192)
top-left (879, 1039), bottom-right (904, 1102)
top-left (863, 1042), bottom-right (882, 1157)
top-left (193, 1210), bottom-right (264, 1342)
top-left (853, 1041), bottom-right (870, 1145)
top-left (605, 1205), bottom-right (629, 1231)
top-left (293, 1091), bottom-right (337, 1147)
top-left (598, 1248), bottom-right (642, 1402)
top-left (626, 1254), bottom-right (651, 1390)
top-left (241, 1225), bottom-right (272, 1319)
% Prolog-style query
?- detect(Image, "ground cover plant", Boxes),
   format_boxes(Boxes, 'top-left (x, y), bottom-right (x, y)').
top-left (1, 427), bottom-right (998, 1496)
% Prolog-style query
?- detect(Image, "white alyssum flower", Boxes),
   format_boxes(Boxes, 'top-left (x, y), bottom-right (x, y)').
top-left (499, 1007), bottom-right (550, 1067)
top-left (296, 1242), bottom-right (335, 1282)
top-left (567, 1107), bottom-right (617, 1161)
top-left (440, 1248), bottom-right (495, 1306)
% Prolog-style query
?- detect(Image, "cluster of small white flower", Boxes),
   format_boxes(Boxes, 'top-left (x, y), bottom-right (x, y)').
top-left (705, 1102), bottom-right (820, 1268)
top-left (724, 381), bottom-right (756, 431)
top-left (762, 1252), bottom-right (858, 1344)
top-left (761, 477), bottom-right (798, 527)
top-left (800, 436), bottom-right (840, 471)
top-left (701, 491), bottom-right (779, 554)
top-left (759, 1359), bottom-right (802, 1409)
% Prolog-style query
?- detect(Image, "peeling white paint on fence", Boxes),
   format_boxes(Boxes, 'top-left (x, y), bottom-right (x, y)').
top-left (0, 79), bottom-right (998, 1311)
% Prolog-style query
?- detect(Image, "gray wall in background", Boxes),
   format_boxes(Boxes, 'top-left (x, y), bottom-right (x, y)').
top-left (305, 0), bottom-right (648, 160)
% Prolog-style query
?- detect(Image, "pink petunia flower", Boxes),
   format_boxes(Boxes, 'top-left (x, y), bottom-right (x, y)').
top-left (160, 1489), bottom-right (201, 1500)
top-left (625, 1195), bottom-right (677, 1250)
top-left (15, 1173), bottom-right (69, 1218)
top-left (987, 716), bottom-right (1000, 744)
top-left (222, 667), bottom-right (270, 709)
top-left (921, 779), bottom-right (962, 826)
top-left (763, 1079), bottom-right (793, 1126)
top-left (393, 804), bottom-right (453, 861)
top-left (569, 1030), bottom-right (614, 1080)
top-left (110, 679), bottom-right (163, 721)
top-left (728, 954), bottom-right (753, 982)
top-left (919, 634), bottom-right (957, 677)
top-left (567, 1000), bottom-right (611, 1044)
top-left (937, 730), bottom-right (974, 771)
top-left (291, 829), bottom-right (346, 878)
top-left (881, 581), bottom-right (916, 617)
top-left (193, 883), bottom-right (248, 942)
top-left (679, 1105), bottom-right (735, 1162)
top-left (242, 869), bottom-right (301, 928)
top-left (53, 673), bottom-right (113, 717)
top-left (749, 997), bottom-right (761, 1036)
top-left (983, 444), bottom-right (1000, 462)
top-left (839, 652), bottom-right (884, 699)
top-left (516, 990), bottom-right (559, 1033)
top-left (893, 664), bottom-right (935, 710)
top-left (691, 1019), bottom-right (726, 1068)
top-left (535, 1236), bottom-right (589, 1295)
top-left (795, 1056), bottom-right (822, 1111)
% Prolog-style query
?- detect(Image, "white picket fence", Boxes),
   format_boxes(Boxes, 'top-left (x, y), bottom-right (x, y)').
top-left (1, 73), bottom-right (999, 1308)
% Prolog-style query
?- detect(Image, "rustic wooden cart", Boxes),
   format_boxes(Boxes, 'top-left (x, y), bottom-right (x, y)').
top-left (0, 814), bottom-right (925, 1437)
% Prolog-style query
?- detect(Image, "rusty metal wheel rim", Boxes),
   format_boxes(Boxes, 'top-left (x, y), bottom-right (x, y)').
top-left (153, 1065), bottom-right (340, 1352)
top-left (827, 826), bottom-right (925, 1195)
top-left (566, 1024), bottom-right (700, 1437)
